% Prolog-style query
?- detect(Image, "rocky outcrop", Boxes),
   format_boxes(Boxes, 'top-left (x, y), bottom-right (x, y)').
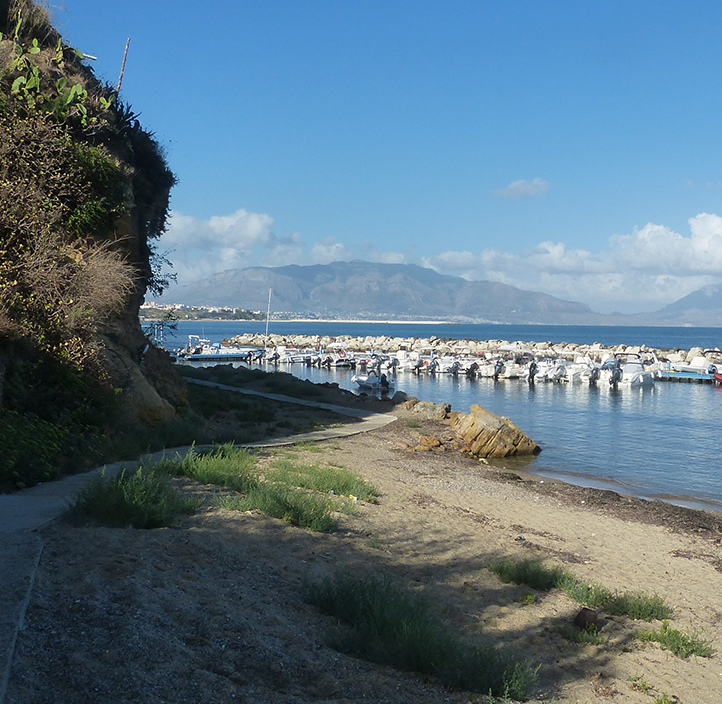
top-left (448, 404), bottom-right (541, 458)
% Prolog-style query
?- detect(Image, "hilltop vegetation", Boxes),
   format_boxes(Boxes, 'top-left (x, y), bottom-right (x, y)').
top-left (0, 0), bottom-right (183, 489)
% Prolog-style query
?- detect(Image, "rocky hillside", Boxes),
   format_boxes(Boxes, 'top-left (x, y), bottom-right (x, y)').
top-left (0, 0), bottom-right (185, 487)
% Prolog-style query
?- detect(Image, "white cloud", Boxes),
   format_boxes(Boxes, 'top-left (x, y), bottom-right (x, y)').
top-left (425, 213), bottom-right (722, 313)
top-left (159, 205), bottom-right (722, 314)
top-left (310, 237), bottom-right (352, 264)
top-left (493, 177), bottom-right (550, 198)
top-left (162, 209), bottom-right (280, 284)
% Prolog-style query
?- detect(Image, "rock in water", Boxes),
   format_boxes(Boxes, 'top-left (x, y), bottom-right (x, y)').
top-left (448, 404), bottom-right (541, 458)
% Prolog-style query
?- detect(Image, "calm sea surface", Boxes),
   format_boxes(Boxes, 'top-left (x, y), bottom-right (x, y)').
top-left (164, 321), bottom-right (722, 512)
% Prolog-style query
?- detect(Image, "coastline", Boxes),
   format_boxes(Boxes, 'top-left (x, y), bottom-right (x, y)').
top-left (8, 400), bottom-right (722, 703)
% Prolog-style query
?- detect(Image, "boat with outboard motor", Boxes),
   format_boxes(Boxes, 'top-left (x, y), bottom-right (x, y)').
top-left (351, 370), bottom-right (394, 392)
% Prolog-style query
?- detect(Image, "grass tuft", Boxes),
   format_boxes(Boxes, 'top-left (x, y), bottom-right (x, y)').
top-left (488, 559), bottom-right (673, 621)
top-left (266, 459), bottom-right (379, 503)
top-left (293, 440), bottom-right (325, 453)
top-left (488, 559), bottom-right (570, 592)
top-left (67, 468), bottom-right (198, 529)
top-left (154, 443), bottom-right (259, 493)
top-left (217, 485), bottom-right (340, 532)
top-left (305, 573), bottom-right (537, 699)
top-left (557, 575), bottom-right (612, 609)
top-left (636, 620), bottom-right (714, 658)
top-left (607, 591), bottom-right (673, 621)
top-left (558, 623), bottom-right (606, 646)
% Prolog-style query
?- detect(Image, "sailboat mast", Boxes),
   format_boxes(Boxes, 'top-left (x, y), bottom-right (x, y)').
top-left (264, 288), bottom-right (272, 348)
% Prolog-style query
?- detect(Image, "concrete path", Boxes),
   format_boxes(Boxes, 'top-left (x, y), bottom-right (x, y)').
top-left (0, 383), bottom-right (396, 704)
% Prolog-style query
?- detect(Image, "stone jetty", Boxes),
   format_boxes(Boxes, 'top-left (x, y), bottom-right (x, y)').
top-left (225, 332), bottom-right (722, 365)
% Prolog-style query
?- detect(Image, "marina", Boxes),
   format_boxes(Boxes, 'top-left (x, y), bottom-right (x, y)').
top-left (161, 320), bottom-right (722, 513)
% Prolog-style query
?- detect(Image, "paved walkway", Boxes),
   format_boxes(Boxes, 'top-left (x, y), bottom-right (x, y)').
top-left (0, 383), bottom-right (396, 704)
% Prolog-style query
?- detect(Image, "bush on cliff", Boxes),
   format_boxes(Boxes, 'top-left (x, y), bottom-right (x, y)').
top-left (0, 0), bottom-right (179, 488)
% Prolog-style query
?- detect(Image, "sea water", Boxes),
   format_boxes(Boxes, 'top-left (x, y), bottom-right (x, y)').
top-left (162, 320), bottom-right (722, 512)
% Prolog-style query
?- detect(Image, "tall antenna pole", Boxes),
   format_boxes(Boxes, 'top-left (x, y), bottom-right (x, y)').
top-left (115, 37), bottom-right (131, 93)
top-left (264, 288), bottom-right (272, 348)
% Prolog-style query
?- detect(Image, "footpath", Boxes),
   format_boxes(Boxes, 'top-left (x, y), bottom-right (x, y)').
top-left (0, 382), bottom-right (397, 704)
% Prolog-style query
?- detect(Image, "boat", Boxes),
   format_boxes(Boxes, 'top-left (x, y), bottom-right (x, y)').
top-left (177, 335), bottom-right (259, 362)
top-left (657, 354), bottom-right (719, 382)
top-left (600, 354), bottom-right (655, 388)
top-left (351, 371), bottom-right (394, 392)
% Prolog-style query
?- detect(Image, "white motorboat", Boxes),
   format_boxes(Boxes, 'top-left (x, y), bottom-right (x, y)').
top-left (178, 335), bottom-right (259, 362)
top-left (600, 354), bottom-right (655, 388)
top-left (352, 371), bottom-right (394, 392)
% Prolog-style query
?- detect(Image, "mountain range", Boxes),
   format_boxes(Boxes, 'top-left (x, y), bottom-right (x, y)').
top-left (161, 261), bottom-right (722, 326)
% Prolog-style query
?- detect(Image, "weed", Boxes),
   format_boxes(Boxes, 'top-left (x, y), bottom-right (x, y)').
top-left (636, 620), bottom-right (714, 658)
top-left (607, 591), bottom-right (673, 621)
top-left (154, 444), bottom-right (259, 493)
top-left (305, 573), bottom-right (537, 699)
top-left (488, 559), bottom-right (570, 591)
top-left (294, 440), bottom-right (324, 453)
top-left (627, 675), bottom-right (653, 693)
top-left (488, 559), bottom-right (672, 620)
top-left (67, 468), bottom-right (198, 529)
top-left (655, 694), bottom-right (675, 704)
top-left (266, 459), bottom-right (379, 503)
top-left (558, 623), bottom-right (606, 646)
top-left (217, 485), bottom-right (340, 532)
top-left (367, 537), bottom-right (383, 550)
top-left (517, 591), bottom-right (537, 606)
top-left (405, 418), bottom-right (421, 428)
top-left (557, 575), bottom-right (611, 609)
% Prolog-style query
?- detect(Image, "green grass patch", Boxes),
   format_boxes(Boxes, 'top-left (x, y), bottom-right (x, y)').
top-left (266, 458), bottom-right (379, 502)
top-left (606, 591), bottom-right (673, 621)
top-left (488, 559), bottom-right (673, 620)
top-left (217, 485), bottom-right (340, 532)
top-left (517, 591), bottom-right (537, 606)
top-left (636, 620), bottom-right (714, 658)
top-left (557, 575), bottom-right (612, 609)
top-left (154, 444), bottom-right (259, 493)
top-left (488, 559), bottom-right (570, 592)
top-left (558, 623), bottom-right (606, 646)
top-left (67, 469), bottom-right (198, 529)
top-left (305, 573), bottom-right (537, 699)
top-left (293, 440), bottom-right (325, 453)
top-left (405, 418), bottom-right (421, 428)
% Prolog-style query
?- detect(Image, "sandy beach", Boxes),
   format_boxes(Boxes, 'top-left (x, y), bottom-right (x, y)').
top-left (7, 400), bottom-right (722, 704)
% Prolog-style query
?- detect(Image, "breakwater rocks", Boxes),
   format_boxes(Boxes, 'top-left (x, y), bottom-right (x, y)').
top-left (225, 333), bottom-right (722, 364)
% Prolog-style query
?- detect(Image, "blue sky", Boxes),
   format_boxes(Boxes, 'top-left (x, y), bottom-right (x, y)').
top-left (55, 0), bottom-right (722, 313)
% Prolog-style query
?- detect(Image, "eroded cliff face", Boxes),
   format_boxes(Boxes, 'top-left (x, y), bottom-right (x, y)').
top-left (0, 0), bottom-right (186, 429)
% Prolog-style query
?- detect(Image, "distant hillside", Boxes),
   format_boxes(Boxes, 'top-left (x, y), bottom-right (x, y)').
top-left (645, 284), bottom-right (722, 326)
top-left (163, 261), bottom-right (611, 324)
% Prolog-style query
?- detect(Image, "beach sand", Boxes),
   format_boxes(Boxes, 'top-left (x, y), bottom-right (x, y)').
top-left (7, 406), bottom-right (722, 703)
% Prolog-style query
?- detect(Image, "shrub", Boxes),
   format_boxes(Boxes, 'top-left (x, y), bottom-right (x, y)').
top-left (66, 468), bottom-right (198, 529)
top-left (0, 408), bottom-right (67, 486)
